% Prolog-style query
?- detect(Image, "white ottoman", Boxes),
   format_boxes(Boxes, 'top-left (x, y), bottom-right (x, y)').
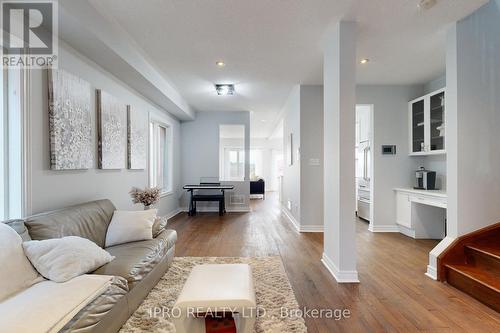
top-left (172, 264), bottom-right (256, 333)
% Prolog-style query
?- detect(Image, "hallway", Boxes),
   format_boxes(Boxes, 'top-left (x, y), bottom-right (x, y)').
top-left (168, 193), bottom-right (500, 332)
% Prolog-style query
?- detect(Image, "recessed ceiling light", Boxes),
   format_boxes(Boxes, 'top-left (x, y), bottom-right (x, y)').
top-left (216, 61), bottom-right (226, 67)
top-left (260, 119), bottom-right (267, 123)
top-left (215, 84), bottom-right (235, 96)
top-left (360, 58), bottom-right (369, 64)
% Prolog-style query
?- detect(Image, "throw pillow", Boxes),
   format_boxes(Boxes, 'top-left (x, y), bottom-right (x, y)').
top-left (0, 223), bottom-right (42, 301)
top-left (152, 216), bottom-right (168, 237)
top-left (23, 236), bottom-right (115, 283)
top-left (105, 209), bottom-right (157, 247)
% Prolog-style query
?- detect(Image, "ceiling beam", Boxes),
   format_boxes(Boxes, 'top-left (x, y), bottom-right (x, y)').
top-left (58, 0), bottom-right (195, 121)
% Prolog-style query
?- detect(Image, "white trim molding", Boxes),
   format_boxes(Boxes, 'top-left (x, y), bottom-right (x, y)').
top-left (368, 224), bottom-right (400, 233)
top-left (22, 67), bottom-right (32, 217)
top-left (425, 265), bottom-right (437, 280)
top-left (165, 207), bottom-right (182, 220)
top-left (181, 207), bottom-right (251, 213)
top-left (281, 206), bottom-right (324, 232)
top-left (321, 253), bottom-right (359, 283)
top-left (398, 224), bottom-right (416, 238)
top-left (299, 225), bottom-right (324, 233)
top-left (425, 236), bottom-right (455, 280)
top-left (281, 206), bottom-right (300, 232)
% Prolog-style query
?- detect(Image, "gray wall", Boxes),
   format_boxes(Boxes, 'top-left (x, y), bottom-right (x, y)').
top-left (281, 85), bottom-right (324, 229)
top-left (446, 0), bottom-right (500, 236)
top-left (357, 85), bottom-right (424, 230)
top-left (299, 86), bottom-right (324, 228)
top-left (423, 75), bottom-right (446, 94)
top-left (28, 42), bottom-right (181, 216)
top-left (180, 111), bottom-right (250, 211)
top-left (281, 86), bottom-right (301, 221)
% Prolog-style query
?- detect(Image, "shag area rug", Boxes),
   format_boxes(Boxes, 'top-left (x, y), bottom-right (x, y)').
top-left (120, 256), bottom-right (307, 333)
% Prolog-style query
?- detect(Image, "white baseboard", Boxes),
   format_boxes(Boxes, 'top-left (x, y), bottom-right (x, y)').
top-left (321, 253), bottom-right (359, 283)
top-left (425, 265), bottom-right (437, 280)
top-left (368, 224), bottom-right (400, 233)
top-left (165, 207), bottom-right (182, 220)
top-left (425, 236), bottom-right (455, 280)
top-left (281, 206), bottom-right (323, 233)
top-left (299, 225), bottom-right (324, 232)
top-left (181, 207), bottom-right (251, 213)
top-left (398, 224), bottom-right (416, 238)
top-left (281, 206), bottom-right (300, 232)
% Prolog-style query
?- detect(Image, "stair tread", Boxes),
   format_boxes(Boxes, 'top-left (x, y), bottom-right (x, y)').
top-left (466, 242), bottom-right (500, 260)
top-left (445, 263), bottom-right (500, 292)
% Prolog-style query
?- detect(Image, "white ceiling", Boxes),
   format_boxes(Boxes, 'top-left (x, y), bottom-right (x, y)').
top-left (88, 0), bottom-right (487, 138)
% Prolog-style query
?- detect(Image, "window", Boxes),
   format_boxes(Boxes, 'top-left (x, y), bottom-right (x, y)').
top-left (249, 149), bottom-right (263, 180)
top-left (1, 68), bottom-right (24, 220)
top-left (149, 121), bottom-right (172, 194)
top-left (226, 148), bottom-right (245, 181)
top-left (219, 124), bottom-right (246, 181)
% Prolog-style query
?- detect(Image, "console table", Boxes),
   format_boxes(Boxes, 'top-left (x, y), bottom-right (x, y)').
top-left (183, 184), bottom-right (235, 216)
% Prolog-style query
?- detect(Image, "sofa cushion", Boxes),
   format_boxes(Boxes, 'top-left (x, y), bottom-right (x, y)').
top-left (23, 236), bottom-right (115, 282)
top-left (3, 219), bottom-right (32, 241)
top-left (0, 223), bottom-right (42, 302)
top-left (105, 209), bottom-right (156, 247)
top-left (24, 200), bottom-right (115, 248)
top-left (93, 229), bottom-right (177, 289)
top-left (0, 274), bottom-right (114, 333)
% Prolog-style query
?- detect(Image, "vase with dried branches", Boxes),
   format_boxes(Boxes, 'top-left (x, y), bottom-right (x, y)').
top-left (129, 186), bottom-right (161, 210)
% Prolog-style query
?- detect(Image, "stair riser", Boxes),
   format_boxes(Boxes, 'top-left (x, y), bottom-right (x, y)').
top-left (446, 268), bottom-right (500, 312)
top-left (465, 248), bottom-right (500, 274)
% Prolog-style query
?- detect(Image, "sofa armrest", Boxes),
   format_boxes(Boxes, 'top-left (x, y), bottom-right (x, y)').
top-left (152, 216), bottom-right (168, 238)
top-left (155, 229), bottom-right (177, 251)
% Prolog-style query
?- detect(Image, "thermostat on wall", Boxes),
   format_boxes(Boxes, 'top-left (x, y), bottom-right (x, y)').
top-left (381, 145), bottom-right (396, 155)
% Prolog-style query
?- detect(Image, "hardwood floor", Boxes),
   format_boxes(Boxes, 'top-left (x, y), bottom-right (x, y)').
top-left (168, 192), bottom-right (500, 332)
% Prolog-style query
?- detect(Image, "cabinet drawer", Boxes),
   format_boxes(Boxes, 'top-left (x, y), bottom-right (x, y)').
top-left (412, 196), bottom-right (447, 209)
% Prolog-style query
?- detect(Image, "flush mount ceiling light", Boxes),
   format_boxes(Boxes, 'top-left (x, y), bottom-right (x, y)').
top-left (216, 61), bottom-right (226, 67)
top-left (418, 0), bottom-right (437, 10)
top-left (215, 84), bottom-right (235, 96)
top-left (360, 58), bottom-right (369, 64)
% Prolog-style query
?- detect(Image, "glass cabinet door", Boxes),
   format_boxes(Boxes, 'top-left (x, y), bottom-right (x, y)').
top-left (429, 91), bottom-right (445, 151)
top-left (411, 99), bottom-right (425, 153)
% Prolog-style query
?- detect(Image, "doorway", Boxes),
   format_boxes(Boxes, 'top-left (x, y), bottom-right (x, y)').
top-left (355, 105), bottom-right (374, 226)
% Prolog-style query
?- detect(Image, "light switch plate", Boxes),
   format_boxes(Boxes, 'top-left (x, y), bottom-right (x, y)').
top-left (309, 158), bottom-right (320, 166)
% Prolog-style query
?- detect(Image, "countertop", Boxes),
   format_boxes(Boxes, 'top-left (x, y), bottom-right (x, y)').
top-left (393, 188), bottom-right (447, 198)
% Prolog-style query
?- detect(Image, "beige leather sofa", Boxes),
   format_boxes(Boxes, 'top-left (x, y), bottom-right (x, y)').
top-left (6, 199), bottom-right (177, 333)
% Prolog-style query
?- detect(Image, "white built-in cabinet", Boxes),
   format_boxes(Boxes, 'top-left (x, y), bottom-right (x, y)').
top-left (409, 88), bottom-right (446, 156)
top-left (394, 188), bottom-right (447, 239)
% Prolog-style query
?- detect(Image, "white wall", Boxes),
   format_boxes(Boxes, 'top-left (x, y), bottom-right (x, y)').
top-left (356, 85), bottom-right (424, 230)
top-left (300, 85), bottom-right (324, 228)
top-left (281, 86), bottom-right (301, 221)
top-left (447, 0), bottom-right (500, 237)
top-left (180, 111), bottom-right (251, 212)
top-left (249, 137), bottom-right (282, 191)
top-left (28, 42), bottom-right (181, 216)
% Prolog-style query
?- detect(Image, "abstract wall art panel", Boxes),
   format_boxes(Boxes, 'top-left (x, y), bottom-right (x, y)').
top-left (48, 69), bottom-right (93, 170)
top-left (127, 105), bottom-right (148, 169)
top-left (96, 89), bottom-right (127, 169)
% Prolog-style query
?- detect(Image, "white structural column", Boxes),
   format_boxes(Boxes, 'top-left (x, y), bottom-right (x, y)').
top-left (321, 21), bottom-right (359, 283)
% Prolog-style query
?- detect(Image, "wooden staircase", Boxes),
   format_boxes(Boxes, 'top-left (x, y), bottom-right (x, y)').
top-left (438, 223), bottom-right (500, 312)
